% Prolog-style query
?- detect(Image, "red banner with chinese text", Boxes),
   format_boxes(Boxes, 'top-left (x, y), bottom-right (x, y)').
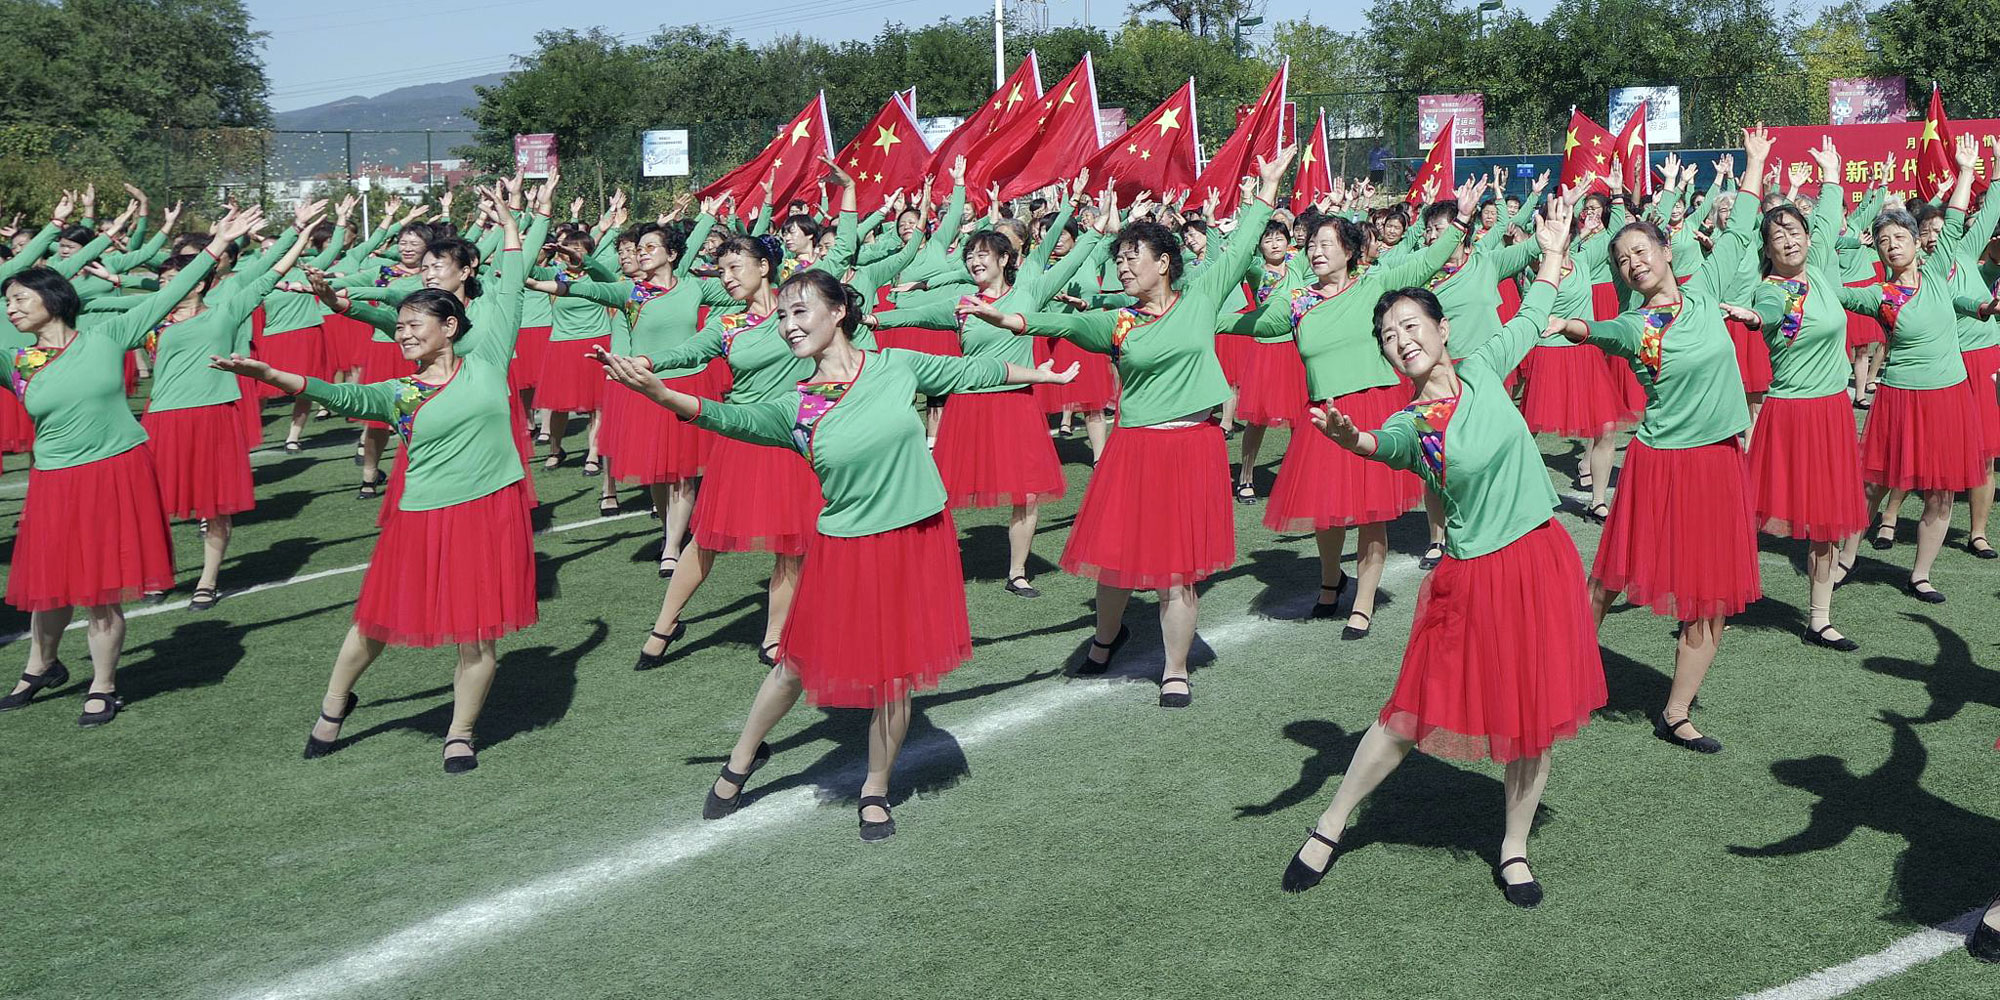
top-left (1766, 120), bottom-right (2000, 206)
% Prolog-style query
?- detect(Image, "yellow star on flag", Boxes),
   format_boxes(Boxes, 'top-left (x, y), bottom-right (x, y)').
top-left (1139, 149), bottom-right (1152, 161)
top-left (1156, 107), bottom-right (1181, 135)
top-left (871, 125), bottom-right (901, 152)
top-left (1301, 145), bottom-right (1317, 168)
top-left (1060, 82), bottom-right (1077, 105)
top-left (1589, 134), bottom-right (1603, 146)
top-left (1128, 143), bottom-right (1139, 154)
top-left (789, 120), bottom-right (811, 143)
top-left (1564, 129), bottom-right (1581, 155)
top-left (1627, 129), bottom-right (1644, 154)
top-left (1006, 83), bottom-right (1024, 109)
top-left (1921, 118), bottom-right (1941, 145)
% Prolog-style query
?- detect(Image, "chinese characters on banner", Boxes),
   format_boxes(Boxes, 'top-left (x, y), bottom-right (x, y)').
top-left (1417, 94), bottom-right (1486, 149)
top-left (1828, 78), bottom-right (1910, 126)
top-left (1765, 120), bottom-right (2000, 206)
top-left (641, 130), bottom-right (689, 178)
top-left (513, 133), bottom-right (557, 178)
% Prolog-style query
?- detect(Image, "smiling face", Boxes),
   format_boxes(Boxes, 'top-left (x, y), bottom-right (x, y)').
top-left (395, 230), bottom-right (428, 268)
top-left (716, 250), bottom-right (769, 303)
top-left (774, 283), bottom-right (843, 358)
top-left (394, 305), bottom-right (457, 362)
top-left (1380, 216), bottom-right (1405, 244)
top-left (1181, 227), bottom-right (1207, 257)
top-left (1115, 243), bottom-right (1170, 298)
top-left (1612, 228), bottom-right (1674, 297)
top-left (420, 251), bottom-right (473, 295)
top-left (1376, 296), bottom-right (1451, 382)
top-left (3, 283), bottom-right (51, 331)
top-left (896, 209), bottom-right (921, 241)
top-left (963, 241), bottom-right (1009, 290)
top-left (1306, 224), bottom-right (1354, 281)
top-left (616, 241), bottom-right (641, 277)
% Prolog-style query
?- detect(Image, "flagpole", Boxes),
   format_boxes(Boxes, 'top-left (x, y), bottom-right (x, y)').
top-left (994, 0), bottom-right (1005, 89)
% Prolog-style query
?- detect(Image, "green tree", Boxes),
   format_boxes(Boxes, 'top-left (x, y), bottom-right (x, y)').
top-left (1871, 0), bottom-right (2000, 118)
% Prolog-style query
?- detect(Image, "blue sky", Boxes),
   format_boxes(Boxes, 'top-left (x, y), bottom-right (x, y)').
top-left (254, 0), bottom-right (1852, 112)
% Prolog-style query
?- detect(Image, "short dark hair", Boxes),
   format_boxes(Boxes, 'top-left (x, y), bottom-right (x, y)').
top-left (776, 269), bottom-right (864, 337)
top-left (1373, 286), bottom-right (1446, 332)
top-left (1112, 220), bottom-right (1184, 285)
top-left (399, 287), bottom-right (473, 341)
top-left (1, 267), bottom-right (82, 326)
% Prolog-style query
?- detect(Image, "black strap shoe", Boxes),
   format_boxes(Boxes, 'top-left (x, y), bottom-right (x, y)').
top-left (1495, 857), bottom-right (1544, 908)
top-left (1308, 575), bottom-right (1349, 619)
top-left (78, 690), bottom-right (124, 728)
top-left (1803, 625), bottom-right (1859, 652)
top-left (1341, 612), bottom-right (1372, 641)
top-left (858, 795), bottom-right (896, 842)
top-left (1282, 827), bottom-right (1342, 893)
top-left (634, 623), bottom-right (687, 671)
top-left (703, 742), bottom-right (773, 820)
top-left (0, 660), bottom-right (68, 712)
top-left (1653, 712), bottom-right (1722, 754)
top-left (304, 691), bottom-right (359, 759)
top-left (1077, 624), bottom-right (1130, 675)
top-left (443, 737), bottom-right (479, 774)
top-left (1158, 676), bottom-right (1192, 709)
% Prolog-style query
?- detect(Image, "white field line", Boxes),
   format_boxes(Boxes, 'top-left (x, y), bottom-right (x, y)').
top-left (1740, 912), bottom-right (1981, 1000)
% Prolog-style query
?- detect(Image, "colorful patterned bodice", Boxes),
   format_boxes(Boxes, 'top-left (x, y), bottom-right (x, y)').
top-left (390, 374), bottom-right (450, 441)
top-left (1636, 302), bottom-right (1680, 376)
top-left (376, 264), bottom-right (417, 288)
top-left (790, 379), bottom-right (850, 456)
top-left (1402, 395), bottom-right (1461, 484)
top-left (622, 279), bottom-right (670, 325)
top-left (1764, 277), bottom-right (1809, 342)
top-left (1110, 307), bottom-right (1158, 363)
top-left (1879, 281), bottom-right (1919, 331)
top-left (9, 344), bottom-right (62, 397)
top-left (717, 310), bottom-right (769, 355)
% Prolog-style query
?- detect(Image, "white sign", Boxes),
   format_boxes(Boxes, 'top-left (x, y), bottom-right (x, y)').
top-left (917, 116), bottom-right (964, 151)
top-left (1610, 86), bottom-right (1682, 145)
top-left (642, 129), bottom-right (690, 178)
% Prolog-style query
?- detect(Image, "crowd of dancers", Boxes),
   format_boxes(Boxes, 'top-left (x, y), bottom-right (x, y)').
top-left (2, 121), bottom-right (1998, 947)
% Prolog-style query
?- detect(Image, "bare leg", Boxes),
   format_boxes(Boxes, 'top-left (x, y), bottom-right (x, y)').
top-left (1083, 411), bottom-right (1109, 462)
top-left (859, 692), bottom-right (914, 821)
top-left (1218, 390), bottom-right (1238, 434)
top-left (1237, 425), bottom-right (1267, 490)
top-left (543, 411), bottom-right (571, 466)
top-left (585, 411), bottom-right (603, 466)
top-left (764, 554), bottom-right (803, 651)
top-left (1312, 525), bottom-right (1347, 610)
top-left (713, 665), bottom-right (807, 797)
top-left (642, 542), bottom-right (716, 656)
top-left (196, 515), bottom-right (232, 592)
top-left (1970, 470), bottom-right (1995, 546)
top-left (310, 625), bottom-right (388, 742)
top-left (1589, 580), bottom-right (1616, 628)
top-left (1424, 490), bottom-right (1446, 548)
top-left (1665, 616), bottom-right (1724, 739)
top-left (83, 604), bottom-right (126, 693)
top-left (1806, 540), bottom-right (1846, 641)
top-left (1588, 432), bottom-right (1617, 510)
top-left (285, 399), bottom-right (311, 446)
top-left (1084, 584), bottom-right (1133, 667)
top-left (1351, 523), bottom-right (1389, 631)
top-left (1500, 754), bottom-right (1552, 883)
top-left (1159, 584), bottom-right (1198, 687)
top-left (652, 481), bottom-right (696, 564)
top-left (1911, 489), bottom-right (1953, 587)
top-left (9, 607), bottom-right (76, 695)
top-left (1743, 393), bottom-right (1765, 448)
top-left (1297, 721), bottom-right (1420, 867)
top-left (1878, 487), bottom-right (1908, 539)
top-left (359, 426), bottom-right (389, 483)
top-left (445, 639), bottom-right (499, 759)
top-left (1006, 503), bottom-right (1039, 582)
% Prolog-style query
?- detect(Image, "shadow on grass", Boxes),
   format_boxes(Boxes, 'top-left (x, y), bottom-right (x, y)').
top-left (1859, 612), bottom-right (1996, 724)
top-left (338, 619), bottom-right (605, 751)
top-left (114, 602), bottom-right (355, 705)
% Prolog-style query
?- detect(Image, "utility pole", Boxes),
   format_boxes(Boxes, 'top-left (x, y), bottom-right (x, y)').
top-left (1234, 16), bottom-right (1263, 58)
top-left (994, 0), bottom-right (1004, 89)
top-left (1477, 0), bottom-right (1502, 39)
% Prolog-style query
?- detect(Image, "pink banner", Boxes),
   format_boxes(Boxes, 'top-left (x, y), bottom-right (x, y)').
top-left (1828, 78), bottom-right (1909, 126)
top-left (513, 133), bottom-right (558, 178)
top-left (1417, 94), bottom-right (1485, 149)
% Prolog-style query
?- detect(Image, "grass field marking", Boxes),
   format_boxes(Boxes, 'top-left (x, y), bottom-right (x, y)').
top-left (1739, 909), bottom-right (1982, 1000)
top-left (0, 509), bottom-right (654, 647)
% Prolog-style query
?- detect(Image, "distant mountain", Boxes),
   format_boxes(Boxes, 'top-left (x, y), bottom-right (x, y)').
top-left (271, 73), bottom-right (508, 178)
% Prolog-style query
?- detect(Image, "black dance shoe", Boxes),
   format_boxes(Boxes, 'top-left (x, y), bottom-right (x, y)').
top-left (1652, 713), bottom-right (1722, 754)
top-left (702, 742), bottom-right (773, 820)
top-left (1969, 896), bottom-right (2000, 963)
top-left (1870, 522), bottom-right (1896, 550)
top-left (1076, 624), bottom-right (1130, 675)
top-left (78, 690), bottom-right (124, 728)
top-left (1803, 625), bottom-right (1859, 652)
top-left (443, 737), bottom-right (478, 774)
top-left (0, 660), bottom-right (69, 712)
top-left (1494, 857), bottom-right (1544, 908)
top-left (1281, 827), bottom-right (1342, 893)
top-left (633, 623), bottom-right (686, 671)
top-left (1906, 578), bottom-right (1947, 604)
top-left (1158, 676), bottom-right (1192, 709)
top-left (1970, 535), bottom-right (2000, 560)
top-left (1004, 576), bottom-right (1042, 599)
top-left (1419, 542), bottom-right (1445, 571)
top-left (1308, 575), bottom-right (1349, 619)
top-left (357, 472), bottom-right (387, 500)
top-left (1341, 612), bottom-right (1372, 641)
top-left (758, 643), bottom-right (780, 667)
top-left (304, 691), bottom-right (359, 759)
top-left (858, 795), bottom-right (896, 842)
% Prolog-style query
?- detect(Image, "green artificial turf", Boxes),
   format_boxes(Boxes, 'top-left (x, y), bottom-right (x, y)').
top-left (0, 410), bottom-right (1996, 1000)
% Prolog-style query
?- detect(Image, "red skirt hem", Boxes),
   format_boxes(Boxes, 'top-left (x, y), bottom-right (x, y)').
top-left (1858, 382), bottom-right (1988, 492)
top-left (6, 446), bottom-right (176, 611)
top-left (1961, 346), bottom-right (2000, 459)
top-left (1521, 345), bottom-right (1633, 436)
top-left (934, 390), bottom-right (1067, 508)
top-left (1729, 318), bottom-right (1774, 394)
top-left (354, 480), bottom-right (538, 648)
top-left (1265, 383), bottom-right (1424, 531)
top-left (691, 435), bottom-right (820, 556)
top-left (1591, 438), bottom-right (1762, 621)
top-left (1748, 393), bottom-right (1869, 541)
top-left (1060, 422), bottom-right (1234, 590)
top-left (600, 371), bottom-right (715, 486)
top-left (141, 403), bottom-right (256, 520)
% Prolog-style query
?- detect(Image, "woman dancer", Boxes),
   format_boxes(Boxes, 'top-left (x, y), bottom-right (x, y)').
top-left (961, 147), bottom-right (1297, 707)
top-left (1282, 200), bottom-right (1604, 905)
top-left (257, 196), bottom-right (355, 451)
top-left (1229, 175), bottom-right (1490, 636)
top-left (215, 182), bottom-right (545, 773)
top-left (1549, 127), bottom-right (1773, 754)
top-left (1723, 139), bottom-right (1869, 650)
top-left (598, 269), bottom-right (1075, 840)
top-left (0, 208), bottom-right (259, 725)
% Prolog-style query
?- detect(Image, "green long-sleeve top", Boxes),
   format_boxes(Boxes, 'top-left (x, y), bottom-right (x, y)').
top-left (0, 251), bottom-right (218, 469)
top-left (1837, 235), bottom-right (1973, 393)
top-left (1943, 193), bottom-right (2000, 352)
top-left (1231, 218), bottom-right (1469, 402)
top-left (1747, 184), bottom-right (1853, 400)
top-left (149, 229), bottom-right (298, 413)
top-left (1369, 279), bottom-right (1561, 559)
top-left (1016, 197), bottom-right (1276, 428)
top-left (0, 222), bottom-right (62, 282)
top-left (1580, 187), bottom-right (1758, 449)
top-left (775, 210), bottom-right (858, 285)
top-left (1838, 188), bottom-right (1887, 283)
top-left (1432, 200), bottom-right (1542, 359)
top-left (103, 230), bottom-right (168, 274)
top-left (894, 186), bottom-right (972, 309)
top-left (645, 306), bottom-right (808, 405)
top-left (845, 222), bottom-right (927, 296)
top-left (261, 229), bottom-right (349, 336)
top-left (535, 259), bottom-right (619, 343)
top-left (873, 231), bottom-right (1107, 394)
top-left (335, 223), bottom-right (394, 273)
top-left (691, 349), bottom-right (1009, 537)
top-left (302, 246), bottom-right (532, 511)
top-left (563, 273), bottom-right (739, 379)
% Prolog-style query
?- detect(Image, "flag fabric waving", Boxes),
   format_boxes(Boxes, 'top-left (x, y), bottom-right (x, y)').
top-left (1083, 78), bottom-right (1200, 203)
top-left (1405, 116), bottom-right (1457, 208)
top-left (1290, 107), bottom-right (1334, 214)
top-left (1916, 83), bottom-right (1986, 201)
top-left (1614, 101), bottom-right (1652, 197)
top-left (832, 92), bottom-right (930, 211)
top-left (1191, 60), bottom-right (1289, 216)
top-left (961, 54), bottom-right (1099, 211)
top-left (928, 54), bottom-right (1044, 197)
top-left (1559, 108), bottom-right (1619, 196)
top-left (699, 92), bottom-right (834, 223)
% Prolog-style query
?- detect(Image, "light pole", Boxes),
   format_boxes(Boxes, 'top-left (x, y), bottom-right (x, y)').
top-left (994, 0), bottom-right (1005, 88)
top-left (1477, 0), bottom-right (1502, 39)
top-left (1234, 15), bottom-right (1263, 58)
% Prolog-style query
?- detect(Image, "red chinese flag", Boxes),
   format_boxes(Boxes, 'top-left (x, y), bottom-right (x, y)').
top-left (833, 92), bottom-right (931, 212)
top-left (699, 92), bottom-right (834, 224)
top-left (963, 55), bottom-right (1098, 211)
top-left (1559, 108), bottom-right (1620, 196)
top-left (1290, 107), bottom-right (1334, 214)
top-left (1916, 84), bottom-right (1986, 200)
top-left (928, 54), bottom-right (1043, 192)
top-left (1082, 79), bottom-right (1199, 203)
top-left (1615, 101), bottom-right (1652, 197)
top-left (1192, 59), bottom-right (1289, 216)
top-left (1405, 116), bottom-right (1457, 208)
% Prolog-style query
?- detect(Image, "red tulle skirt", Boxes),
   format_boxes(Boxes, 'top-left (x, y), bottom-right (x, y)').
top-left (1266, 383), bottom-right (1425, 531)
top-left (141, 404), bottom-right (255, 520)
top-left (1232, 340), bottom-right (1308, 427)
top-left (1748, 393), bottom-right (1870, 541)
top-left (510, 325), bottom-right (552, 390)
top-left (1521, 345), bottom-right (1633, 436)
top-left (253, 324), bottom-right (328, 396)
top-left (1381, 521), bottom-right (1607, 763)
top-left (1216, 333), bottom-right (1255, 389)
top-left (1590, 282), bottom-right (1621, 321)
top-left (354, 479), bottom-right (538, 647)
top-left (1729, 318), bottom-right (1773, 394)
top-left (1859, 381), bottom-right (1989, 491)
top-left (875, 326), bottom-right (960, 355)
top-left (0, 390), bottom-right (34, 452)
top-left (933, 389), bottom-right (1067, 508)
top-left (251, 305), bottom-right (266, 338)
top-left (1048, 338), bottom-right (1116, 411)
top-left (1961, 346), bottom-right (2000, 459)
top-left (691, 436), bottom-right (820, 556)
top-left (599, 369), bottom-right (715, 486)
top-left (1592, 438), bottom-right (1762, 621)
top-left (7, 445), bottom-right (175, 611)
top-left (1031, 337), bottom-right (1062, 412)
top-left (358, 336), bottom-right (410, 383)
top-left (1845, 309), bottom-right (1886, 349)
top-left (1496, 277), bottom-right (1522, 322)
top-left (319, 313), bottom-right (366, 372)
top-left (534, 335), bottom-right (611, 412)
top-left (1061, 422), bottom-right (1234, 589)
top-left (779, 512), bottom-right (972, 709)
